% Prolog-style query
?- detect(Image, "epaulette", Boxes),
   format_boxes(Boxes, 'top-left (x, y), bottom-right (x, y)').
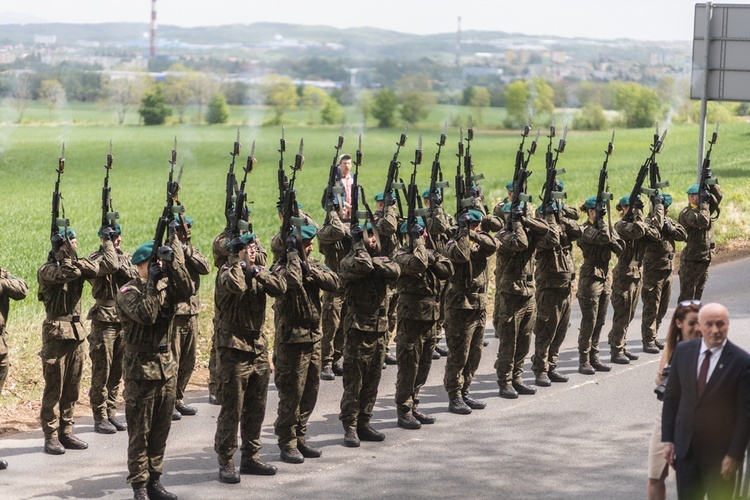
top-left (89, 252), bottom-right (98, 259)
top-left (120, 286), bottom-right (130, 293)
top-left (274, 264), bottom-right (283, 273)
top-left (322, 265), bottom-right (330, 271)
top-left (447, 240), bottom-right (456, 246)
top-left (222, 265), bottom-right (229, 271)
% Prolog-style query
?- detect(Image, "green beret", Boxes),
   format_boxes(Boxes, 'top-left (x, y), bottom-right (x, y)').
top-left (555, 180), bottom-right (565, 191)
top-left (422, 189), bottom-right (431, 199)
top-left (537, 201), bottom-right (562, 214)
top-left (686, 184), bottom-right (700, 195)
top-left (399, 217), bottom-right (425, 233)
top-left (364, 221), bottom-right (373, 231)
top-left (300, 225), bottom-right (317, 240)
top-left (663, 194), bottom-right (673, 207)
top-left (506, 181), bottom-right (514, 192)
top-left (132, 241), bottom-right (154, 265)
top-left (618, 195), bottom-right (631, 207)
top-left (584, 196), bottom-right (597, 209)
top-left (174, 215), bottom-right (194, 227)
top-left (59, 227), bottom-right (76, 239)
top-left (241, 233), bottom-right (256, 245)
top-left (98, 223), bottom-right (122, 238)
top-left (468, 209), bottom-right (483, 222)
top-left (501, 202), bottom-right (525, 213)
top-left (374, 192), bottom-right (384, 202)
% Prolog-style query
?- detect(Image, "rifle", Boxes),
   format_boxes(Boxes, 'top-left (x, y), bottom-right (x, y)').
top-left (595, 131), bottom-right (615, 227)
top-left (224, 129), bottom-right (241, 233)
top-left (540, 119), bottom-right (568, 219)
top-left (230, 141), bottom-right (256, 237)
top-left (149, 137), bottom-right (184, 276)
top-left (626, 124), bottom-right (667, 222)
top-left (280, 138), bottom-right (306, 260)
top-left (505, 128), bottom-right (540, 230)
top-left (50, 143), bottom-right (69, 241)
top-left (464, 119), bottom-right (489, 214)
top-left (699, 122), bottom-right (720, 218)
top-left (383, 124), bottom-right (408, 217)
top-left (101, 139), bottom-right (119, 233)
top-left (277, 126), bottom-right (288, 212)
top-left (455, 128), bottom-right (467, 226)
top-left (428, 123), bottom-right (450, 218)
top-left (350, 135), bottom-right (364, 232)
top-left (323, 126), bottom-right (346, 223)
top-left (406, 135), bottom-right (429, 250)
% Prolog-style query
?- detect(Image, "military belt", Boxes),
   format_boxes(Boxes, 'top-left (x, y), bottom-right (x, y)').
top-left (583, 259), bottom-right (609, 267)
top-left (126, 343), bottom-right (169, 354)
top-left (503, 274), bottom-right (533, 282)
top-left (95, 299), bottom-right (116, 307)
top-left (399, 294), bottom-right (438, 302)
top-left (218, 321), bottom-right (260, 339)
top-left (46, 314), bottom-right (82, 322)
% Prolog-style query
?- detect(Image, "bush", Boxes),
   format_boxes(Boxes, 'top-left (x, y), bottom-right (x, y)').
top-left (206, 93), bottom-right (230, 124)
top-left (573, 103), bottom-right (607, 131)
top-left (138, 85), bottom-right (172, 125)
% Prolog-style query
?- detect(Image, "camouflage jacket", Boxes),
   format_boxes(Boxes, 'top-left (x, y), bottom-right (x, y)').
top-left (495, 216), bottom-right (553, 297)
top-left (338, 241), bottom-right (401, 333)
top-left (214, 230), bottom-right (269, 269)
top-left (271, 209), bottom-right (319, 263)
top-left (175, 245), bottom-right (211, 316)
top-left (393, 238), bottom-right (453, 321)
top-left (38, 251), bottom-right (99, 342)
top-left (273, 250), bottom-right (340, 344)
top-left (577, 218), bottom-right (624, 281)
top-left (317, 210), bottom-right (351, 273)
top-left (535, 213), bottom-right (583, 290)
top-left (613, 213), bottom-right (659, 281)
top-left (444, 227), bottom-right (498, 309)
top-left (215, 254), bottom-right (286, 353)
top-left (643, 203), bottom-right (687, 272)
top-left (116, 235), bottom-right (194, 381)
top-left (678, 191), bottom-right (721, 263)
top-left (424, 205), bottom-right (455, 254)
top-left (374, 205), bottom-right (401, 257)
top-left (86, 242), bottom-right (137, 323)
top-left (0, 269), bottom-right (28, 356)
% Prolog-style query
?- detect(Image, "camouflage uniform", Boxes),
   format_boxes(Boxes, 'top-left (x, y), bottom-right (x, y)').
top-left (317, 210), bottom-right (351, 372)
top-left (443, 224), bottom-right (498, 400)
top-left (641, 203), bottom-right (687, 345)
top-left (423, 204), bottom-right (455, 343)
top-left (490, 202), bottom-right (512, 340)
top-left (87, 241), bottom-right (135, 425)
top-left (393, 236), bottom-right (452, 418)
top-left (273, 249), bottom-right (339, 450)
top-left (213, 253), bottom-right (286, 467)
top-left (607, 211), bottom-right (658, 357)
top-left (494, 215), bottom-right (552, 385)
top-left (337, 240), bottom-right (400, 431)
top-left (678, 184), bottom-right (723, 301)
top-left (38, 249), bottom-right (99, 440)
top-left (172, 245), bottom-right (210, 408)
top-left (576, 218), bottom-right (623, 363)
top-left (374, 206), bottom-right (401, 350)
top-left (531, 209), bottom-right (582, 377)
top-left (116, 236), bottom-right (194, 486)
top-left (0, 268), bottom-right (29, 395)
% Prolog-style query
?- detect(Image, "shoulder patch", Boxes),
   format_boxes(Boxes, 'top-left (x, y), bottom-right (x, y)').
top-left (89, 252), bottom-right (98, 259)
top-left (274, 265), bottom-right (283, 272)
top-left (120, 286), bottom-right (129, 293)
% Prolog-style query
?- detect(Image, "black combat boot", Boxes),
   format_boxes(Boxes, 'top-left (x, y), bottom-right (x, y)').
top-left (498, 384), bottom-right (519, 399)
top-left (448, 397), bottom-right (472, 414)
top-left (219, 460), bottom-right (240, 484)
top-left (175, 402), bottom-right (197, 416)
top-left (132, 482), bottom-right (148, 500)
top-left (108, 415), bottom-right (127, 431)
top-left (512, 380), bottom-right (537, 395)
top-left (357, 423), bottom-right (385, 442)
top-left (344, 429), bottom-right (360, 448)
top-left (240, 457), bottom-right (277, 475)
top-left (548, 370), bottom-right (569, 383)
top-left (297, 438), bottom-right (322, 458)
top-left (462, 391), bottom-right (487, 409)
top-left (147, 476), bottom-right (178, 500)
top-left (94, 419), bottom-right (117, 434)
top-left (59, 433), bottom-right (88, 450)
top-left (397, 412), bottom-right (422, 430)
top-left (412, 407), bottom-right (436, 424)
top-left (280, 446), bottom-right (305, 464)
top-left (534, 372), bottom-right (552, 387)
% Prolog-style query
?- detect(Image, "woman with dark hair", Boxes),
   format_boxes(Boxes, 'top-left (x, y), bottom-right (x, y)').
top-left (646, 300), bottom-right (702, 500)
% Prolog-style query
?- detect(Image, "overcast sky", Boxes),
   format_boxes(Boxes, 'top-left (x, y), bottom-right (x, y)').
top-left (0, 0), bottom-right (738, 41)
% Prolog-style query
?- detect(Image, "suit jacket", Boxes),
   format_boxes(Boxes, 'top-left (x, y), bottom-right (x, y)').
top-left (662, 338), bottom-right (750, 466)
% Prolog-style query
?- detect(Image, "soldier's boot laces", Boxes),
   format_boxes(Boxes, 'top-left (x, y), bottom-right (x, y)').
top-left (147, 477), bottom-right (178, 500)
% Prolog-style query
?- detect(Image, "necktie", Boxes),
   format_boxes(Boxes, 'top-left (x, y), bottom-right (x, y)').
top-left (697, 350), bottom-right (712, 398)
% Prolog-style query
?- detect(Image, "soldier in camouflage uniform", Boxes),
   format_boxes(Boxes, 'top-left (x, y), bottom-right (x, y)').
top-left (640, 194), bottom-right (687, 352)
top-left (38, 227), bottom-right (101, 455)
top-left (171, 216), bottom-right (211, 419)
top-left (338, 222), bottom-right (400, 446)
top-left (373, 192), bottom-right (401, 366)
top-left (117, 229), bottom-right (194, 500)
top-left (214, 233), bottom-right (285, 483)
top-left (443, 209), bottom-right (498, 414)
top-left (393, 218), bottom-right (452, 429)
top-left (317, 207), bottom-right (351, 380)
top-left (531, 203), bottom-right (582, 387)
top-left (678, 183), bottom-right (723, 302)
top-left (0, 262), bottom-right (29, 470)
top-left (607, 195), bottom-right (659, 364)
top-left (576, 197), bottom-right (623, 375)
top-left (494, 203), bottom-right (553, 399)
top-left (86, 223), bottom-right (137, 435)
top-left (273, 225), bottom-right (340, 464)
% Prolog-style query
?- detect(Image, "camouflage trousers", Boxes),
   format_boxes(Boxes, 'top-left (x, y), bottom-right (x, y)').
top-left (495, 293), bottom-right (535, 385)
top-left (172, 314), bottom-right (198, 403)
top-left (385, 286), bottom-right (398, 347)
top-left (209, 318), bottom-right (220, 402)
top-left (607, 277), bottom-right (642, 355)
top-left (395, 317), bottom-right (437, 417)
top-left (531, 287), bottom-right (572, 375)
top-left (0, 352), bottom-right (8, 395)
top-left (339, 328), bottom-right (387, 430)
top-left (274, 340), bottom-right (321, 449)
top-left (435, 283), bottom-right (448, 341)
top-left (88, 320), bottom-right (125, 421)
top-left (40, 339), bottom-right (85, 438)
top-left (641, 269), bottom-right (672, 344)
top-left (214, 346), bottom-right (270, 466)
top-left (444, 307), bottom-right (486, 400)
top-left (124, 375), bottom-right (176, 485)
top-left (321, 290), bottom-right (345, 367)
top-left (577, 277), bottom-right (611, 362)
top-left (678, 259), bottom-right (710, 302)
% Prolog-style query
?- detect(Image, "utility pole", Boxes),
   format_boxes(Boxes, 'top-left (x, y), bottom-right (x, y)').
top-left (150, 0), bottom-right (157, 58)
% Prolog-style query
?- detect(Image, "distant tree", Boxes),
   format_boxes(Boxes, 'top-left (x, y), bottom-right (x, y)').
top-left (38, 79), bottom-right (66, 120)
top-left (102, 74), bottom-right (149, 125)
top-left (550, 80), bottom-right (569, 108)
top-left (189, 72), bottom-right (219, 124)
top-left (504, 80), bottom-right (531, 128)
top-left (222, 81), bottom-right (250, 105)
top-left (320, 99), bottom-right (344, 125)
top-left (8, 73), bottom-right (34, 123)
top-left (371, 88), bottom-right (398, 128)
top-left (613, 82), bottom-right (662, 128)
top-left (261, 74), bottom-right (298, 125)
top-left (139, 85), bottom-right (172, 125)
top-left (163, 64), bottom-right (193, 124)
top-left (299, 86), bottom-right (330, 124)
top-left (573, 103), bottom-right (607, 131)
top-left (396, 72), bottom-right (434, 124)
top-left (531, 77), bottom-right (555, 117)
top-left (355, 90), bottom-right (374, 125)
top-left (462, 86), bottom-right (476, 106)
top-left (206, 93), bottom-right (230, 124)
top-left (468, 87), bottom-right (491, 123)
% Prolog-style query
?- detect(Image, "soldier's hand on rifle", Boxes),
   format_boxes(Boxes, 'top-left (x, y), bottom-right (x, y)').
top-left (351, 225), bottom-right (364, 244)
top-left (285, 233), bottom-right (298, 253)
top-left (148, 261), bottom-right (165, 281)
top-left (699, 189), bottom-right (710, 205)
top-left (327, 197), bottom-right (340, 214)
top-left (168, 220), bottom-right (181, 237)
top-left (596, 204), bottom-right (606, 221)
top-left (51, 233), bottom-right (65, 253)
top-left (385, 193), bottom-right (396, 207)
top-left (101, 226), bottom-right (116, 242)
top-left (229, 237), bottom-right (245, 256)
top-left (157, 245), bottom-right (174, 263)
top-left (410, 224), bottom-right (425, 240)
top-left (510, 204), bottom-right (524, 223)
top-left (652, 194), bottom-right (664, 206)
top-left (458, 211), bottom-right (471, 230)
top-left (633, 198), bottom-right (645, 211)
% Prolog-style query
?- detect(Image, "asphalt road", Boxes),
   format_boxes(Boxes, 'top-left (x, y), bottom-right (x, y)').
top-left (2, 257), bottom-right (749, 499)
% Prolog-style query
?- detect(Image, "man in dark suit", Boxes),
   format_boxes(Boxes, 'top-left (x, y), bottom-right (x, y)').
top-left (662, 302), bottom-right (750, 499)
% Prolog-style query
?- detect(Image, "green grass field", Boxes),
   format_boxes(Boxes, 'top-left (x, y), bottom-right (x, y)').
top-left (1, 102), bottom-right (748, 406)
